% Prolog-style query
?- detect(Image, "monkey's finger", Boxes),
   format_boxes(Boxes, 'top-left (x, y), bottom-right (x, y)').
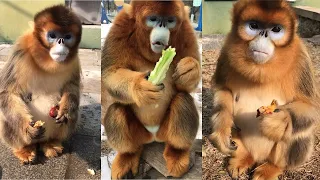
top-left (144, 71), bottom-right (151, 80)
top-left (56, 109), bottom-right (66, 120)
top-left (29, 121), bottom-right (35, 127)
top-left (174, 70), bottom-right (199, 84)
top-left (229, 140), bottom-right (238, 150)
top-left (176, 61), bottom-right (196, 74)
top-left (56, 115), bottom-right (67, 124)
top-left (140, 80), bottom-right (164, 92)
top-left (174, 59), bottom-right (198, 76)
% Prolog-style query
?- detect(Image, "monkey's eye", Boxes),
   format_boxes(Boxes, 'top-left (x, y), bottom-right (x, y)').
top-left (65, 34), bottom-right (72, 40)
top-left (269, 25), bottom-right (285, 40)
top-left (149, 16), bottom-right (157, 22)
top-left (245, 21), bottom-right (260, 37)
top-left (146, 16), bottom-right (160, 27)
top-left (271, 26), bottom-right (282, 33)
top-left (167, 16), bottom-right (177, 29)
top-left (249, 22), bottom-right (259, 30)
top-left (48, 32), bottom-right (56, 39)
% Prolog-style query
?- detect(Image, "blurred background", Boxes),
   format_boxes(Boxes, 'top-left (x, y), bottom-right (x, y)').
top-left (0, 0), bottom-right (101, 49)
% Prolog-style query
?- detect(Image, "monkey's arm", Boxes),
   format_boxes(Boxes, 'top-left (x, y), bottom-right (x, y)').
top-left (209, 86), bottom-right (237, 154)
top-left (56, 72), bottom-right (80, 124)
top-left (173, 57), bottom-right (200, 92)
top-left (0, 91), bottom-right (45, 147)
top-left (260, 100), bottom-right (318, 142)
top-left (103, 67), bottom-right (164, 107)
top-left (173, 25), bottom-right (201, 93)
top-left (261, 56), bottom-right (319, 141)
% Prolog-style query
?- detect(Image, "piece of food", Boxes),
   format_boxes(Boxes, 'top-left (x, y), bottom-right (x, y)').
top-left (87, 169), bottom-right (95, 175)
top-left (256, 99), bottom-right (278, 117)
top-left (33, 120), bottom-right (45, 128)
top-left (148, 46), bottom-right (176, 85)
top-left (49, 105), bottom-right (59, 118)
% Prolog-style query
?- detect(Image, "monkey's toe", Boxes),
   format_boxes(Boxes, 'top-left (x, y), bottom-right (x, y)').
top-left (164, 147), bottom-right (190, 177)
top-left (228, 156), bottom-right (254, 179)
top-left (13, 146), bottom-right (37, 165)
top-left (42, 142), bottom-right (64, 158)
top-left (252, 163), bottom-right (282, 180)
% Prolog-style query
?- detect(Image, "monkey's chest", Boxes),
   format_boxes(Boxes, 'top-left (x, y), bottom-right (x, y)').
top-left (231, 87), bottom-right (288, 161)
top-left (26, 93), bottom-right (68, 141)
top-left (27, 93), bottom-right (60, 120)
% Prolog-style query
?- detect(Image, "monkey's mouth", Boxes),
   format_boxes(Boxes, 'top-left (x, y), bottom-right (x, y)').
top-left (50, 52), bottom-right (68, 62)
top-left (151, 41), bottom-right (168, 54)
top-left (152, 41), bottom-right (168, 47)
top-left (252, 50), bottom-right (268, 55)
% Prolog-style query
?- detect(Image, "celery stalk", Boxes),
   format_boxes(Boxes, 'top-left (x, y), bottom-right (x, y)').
top-left (148, 46), bottom-right (176, 85)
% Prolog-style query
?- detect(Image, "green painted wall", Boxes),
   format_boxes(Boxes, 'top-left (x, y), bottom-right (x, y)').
top-left (203, 0), bottom-right (320, 35)
top-left (0, 0), bottom-right (100, 49)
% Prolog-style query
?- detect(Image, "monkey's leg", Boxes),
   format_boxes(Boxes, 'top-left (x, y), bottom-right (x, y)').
top-left (252, 162), bottom-right (283, 180)
top-left (13, 144), bottom-right (37, 164)
top-left (227, 132), bottom-right (255, 178)
top-left (157, 92), bottom-right (199, 177)
top-left (104, 103), bottom-right (152, 179)
top-left (40, 140), bottom-right (64, 158)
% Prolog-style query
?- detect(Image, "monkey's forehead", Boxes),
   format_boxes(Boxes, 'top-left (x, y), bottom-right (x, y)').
top-left (235, 0), bottom-right (296, 26)
top-left (131, 1), bottom-right (184, 17)
top-left (34, 5), bottom-right (81, 30)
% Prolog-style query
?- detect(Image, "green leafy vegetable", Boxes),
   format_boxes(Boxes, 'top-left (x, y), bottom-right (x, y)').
top-left (148, 46), bottom-right (176, 85)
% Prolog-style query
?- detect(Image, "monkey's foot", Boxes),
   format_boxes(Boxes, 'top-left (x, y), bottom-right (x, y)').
top-left (13, 145), bottom-right (37, 165)
top-left (228, 155), bottom-right (255, 178)
top-left (252, 163), bottom-right (282, 180)
top-left (41, 142), bottom-right (63, 158)
top-left (111, 151), bottom-right (141, 179)
top-left (163, 145), bottom-right (190, 177)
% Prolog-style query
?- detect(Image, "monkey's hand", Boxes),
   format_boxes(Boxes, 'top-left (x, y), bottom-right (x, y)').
top-left (132, 72), bottom-right (165, 107)
top-left (209, 128), bottom-right (237, 155)
top-left (27, 121), bottom-right (46, 140)
top-left (173, 57), bottom-right (200, 92)
top-left (259, 109), bottom-right (290, 142)
top-left (56, 93), bottom-right (79, 124)
top-left (209, 112), bottom-right (237, 155)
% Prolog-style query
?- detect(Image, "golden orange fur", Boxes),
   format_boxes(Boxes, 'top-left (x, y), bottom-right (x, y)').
top-left (102, 0), bottom-right (200, 178)
top-left (0, 5), bottom-right (81, 164)
top-left (209, 0), bottom-right (319, 179)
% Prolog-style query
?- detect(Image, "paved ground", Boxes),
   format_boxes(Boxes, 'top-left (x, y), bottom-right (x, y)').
top-left (0, 44), bottom-right (101, 179)
top-left (202, 34), bottom-right (320, 180)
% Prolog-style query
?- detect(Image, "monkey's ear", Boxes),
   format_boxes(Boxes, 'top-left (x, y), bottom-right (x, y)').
top-left (123, 3), bottom-right (133, 18)
top-left (28, 21), bottom-right (35, 30)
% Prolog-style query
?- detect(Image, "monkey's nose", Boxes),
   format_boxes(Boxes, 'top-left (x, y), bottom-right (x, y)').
top-left (57, 38), bottom-right (65, 44)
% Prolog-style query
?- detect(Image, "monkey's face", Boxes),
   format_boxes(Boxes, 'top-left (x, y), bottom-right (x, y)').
top-left (46, 30), bottom-right (76, 62)
top-left (235, 0), bottom-right (296, 64)
top-left (146, 15), bottom-right (178, 54)
top-left (33, 5), bottom-right (82, 65)
top-left (129, 1), bottom-right (184, 58)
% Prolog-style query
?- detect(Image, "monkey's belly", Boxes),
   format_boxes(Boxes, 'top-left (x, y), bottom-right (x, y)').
top-left (27, 94), bottom-right (69, 142)
top-left (232, 89), bottom-right (287, 162)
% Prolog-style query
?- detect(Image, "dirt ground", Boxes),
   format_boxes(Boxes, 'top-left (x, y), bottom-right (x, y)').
top-left (202, 35), bottom-right (320, 180)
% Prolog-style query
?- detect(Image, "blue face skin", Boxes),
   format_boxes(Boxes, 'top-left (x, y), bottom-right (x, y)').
top-left (46, 30), bottom-right (75, 47)
top-left (146, 15), bottom-right (177, 54)
top-left (46, 30), bottom-right (75, 62)
top-left (146, 15), bottom-right (177, 29)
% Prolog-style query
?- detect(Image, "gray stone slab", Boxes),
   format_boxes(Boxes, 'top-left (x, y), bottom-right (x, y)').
top-left (65, 135), bottom-right (101, 179)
